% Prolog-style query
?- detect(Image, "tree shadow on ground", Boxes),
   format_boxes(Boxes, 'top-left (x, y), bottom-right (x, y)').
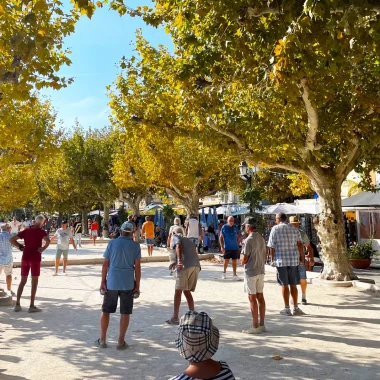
top-left (1, 264), bottom-right (379, 380)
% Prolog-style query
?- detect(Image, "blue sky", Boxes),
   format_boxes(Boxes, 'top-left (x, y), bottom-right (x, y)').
top-left (42, 1), bottom-right (172, 130)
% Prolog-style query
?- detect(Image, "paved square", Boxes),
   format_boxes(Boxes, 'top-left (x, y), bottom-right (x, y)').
top-left (1, 262), bottom-right (379, 379)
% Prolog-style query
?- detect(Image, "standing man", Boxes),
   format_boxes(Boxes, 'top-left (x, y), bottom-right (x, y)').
top-left (267, 213), bottom-right (304, 316)
top-left (91, 219), bottom-right (99, 246)
top-left (0, 224), bottom-right (13, 295)
top-left (166, 227), bottom-right (201, 325)
top-left (10, 215), bottom-right (50, 313)
top-left (142, 216), bottom-right (155, 256)
top-left (45, 218), bottom-right (52, 236)
top-left (10, 216), bottom-right (21, 236)
top-left (186, 214), bottom-right (202, 249)
top-left (50, 220), bottom-right (77, 276)
top-left (97, 222), bottom-right (141, 349)
top-left (73, 217), bottom-right (82, 248)
top-left (289, 216), bottom-right (314, 305)
top-left (132, 215), bottom-right (141, 242)
top-left (127, 215), bottom-right (137, 240)
top-left (240, 217), bottom-right (267, 334)
top-left (219, 216), bottom-right (241, 280)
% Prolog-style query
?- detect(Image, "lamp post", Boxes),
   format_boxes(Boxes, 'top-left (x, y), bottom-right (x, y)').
top-left (239, 161), bottom-right (257, 215)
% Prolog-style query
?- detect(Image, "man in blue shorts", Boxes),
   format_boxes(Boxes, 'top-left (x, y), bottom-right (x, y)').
top-left (289, 216), bottom-right (314, 305)
top-left (267, 213), bottom-right (304, 316)
top-left (219, 216), bottom-right (241, 281)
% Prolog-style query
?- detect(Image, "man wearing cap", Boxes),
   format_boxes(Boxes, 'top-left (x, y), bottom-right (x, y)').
top-left (96, 221), bottom-right (141, 349)
top-left (240, 217), bottom-right (267, 334)
top-left (0, 223), bottom-right (14, 296)
top-left (289, 216), bottom-right (314, 305)
top-left (10, 215), bottom-right (50, 313)
top-left (267, 212), bottom-right (304, 316)
top-left (50, 220), bottom-right (77, 276)
top-left (219, 216), bottom-right (241, 280)
top-left (166, 227), bottom-right (201, 325)
top-left (169, 311), bottom-right (235, 380)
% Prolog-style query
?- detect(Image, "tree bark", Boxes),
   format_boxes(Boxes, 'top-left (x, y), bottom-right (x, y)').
top-left (311, 176), bottom-right (356, 281)
top-left (182, 197), bottom-right (200, 218)
top-left (102, 203), bottom-right (110, 238)
top-left (126, 197), bottom-right (141, 216)
top-left (82, 209), bottom-right (89, 235)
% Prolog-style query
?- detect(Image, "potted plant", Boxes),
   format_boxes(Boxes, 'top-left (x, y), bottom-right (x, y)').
top-left (347, 241), bottom-right (375, 269)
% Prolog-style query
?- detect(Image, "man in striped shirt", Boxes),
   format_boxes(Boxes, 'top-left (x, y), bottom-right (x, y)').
top-left (267, 212), bottom-right (304, 316)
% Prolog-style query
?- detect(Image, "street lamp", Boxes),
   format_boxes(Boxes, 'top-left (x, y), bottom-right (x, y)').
top-left (239, 160), bottom-right (252, 187)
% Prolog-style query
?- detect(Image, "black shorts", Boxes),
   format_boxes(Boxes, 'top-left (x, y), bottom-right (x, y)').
top-left (276, 266), bottom-right (299, 286)
top-left (102, 290), bottom-right (134, 315)
top-left (224, 249), bottom-right (240, 260)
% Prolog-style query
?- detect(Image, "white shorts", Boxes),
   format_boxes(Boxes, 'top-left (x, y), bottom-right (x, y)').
top-left (91, 230), bottom-right (98, 237)
top-left (0, 262), bottom-right (13, 276)
top-left (175, 267), bottom-right (200, 292)
top-left (244, 274), bottom-right (265, 295)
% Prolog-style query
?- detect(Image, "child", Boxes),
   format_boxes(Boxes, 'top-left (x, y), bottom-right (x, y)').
top-left (169, 311), bottom-right (235, 380)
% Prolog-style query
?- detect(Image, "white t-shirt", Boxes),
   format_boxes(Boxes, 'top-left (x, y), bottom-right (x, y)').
top-left (54, 228), bottom-right (73, 250)
top-left (10, 221), bottom-right (21, 234)
top-left (187, 218), bottom-right (200, 238)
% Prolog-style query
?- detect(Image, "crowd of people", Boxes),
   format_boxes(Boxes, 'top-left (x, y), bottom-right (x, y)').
top-left (0, 209), bottom-right (315, 380)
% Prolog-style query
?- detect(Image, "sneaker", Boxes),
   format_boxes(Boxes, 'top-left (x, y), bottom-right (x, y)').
top-left (79, 245), bottom-right (82, 248)
top-left (233, 275), bottom-right (242, 281)
top-left (293, 307), bottom-right (305, 316)
top-left (53, 273), bottom-right (58, 276)
top-left (260, 325), bottom-right (266, 333)
top-left (14, 304), bottom-right (21, 312)
top-left (222, 272), bottom-right (227, 279)
top-left (28, 306), bottom-right (42, 313)
top-left (242, 326), bottom-right (261, 334)
top-left (302, 298), bottom-right (307, 305)
top-left (280, 308), bottom-right (293, 316)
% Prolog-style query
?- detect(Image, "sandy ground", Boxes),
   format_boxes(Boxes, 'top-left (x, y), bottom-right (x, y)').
top-left (1, 261), bottom-right (380, 380)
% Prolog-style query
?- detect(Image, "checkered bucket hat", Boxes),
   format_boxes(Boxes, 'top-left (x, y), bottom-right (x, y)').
top-left (175, 311), bottom-right (220, 363)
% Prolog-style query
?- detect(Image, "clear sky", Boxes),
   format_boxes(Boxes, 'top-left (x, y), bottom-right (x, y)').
top-left (42, 1), bottom-right (172, 130)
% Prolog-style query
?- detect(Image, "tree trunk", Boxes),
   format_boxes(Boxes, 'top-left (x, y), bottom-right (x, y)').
top-left (103, 203), bottom-right (110, 238)
top-left (128, 201), bottom-right (140, 217)
top-left (182, 197), bottom-right (200, 218)
top-left (82, 209), bottom-right (89, 235)
top-left (312, 178), bottom-right (355, 281)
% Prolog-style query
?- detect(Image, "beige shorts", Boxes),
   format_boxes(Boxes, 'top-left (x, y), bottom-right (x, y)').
top-left (0, 262), bottom-right (13, 276)
top-left (244, 274), bottom-right (265, 295)
top-left (175, 266), bottom-right (200, 292)
top-left (91, 230), bottom-right (98, 237)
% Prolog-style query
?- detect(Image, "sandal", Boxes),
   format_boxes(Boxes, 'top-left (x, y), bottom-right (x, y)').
top-left (116, 341), bottom-right (129, 350)
top-left (165, 318), bottom-right (179, 325)
top-left (95, 338), bottom-right (107, 348)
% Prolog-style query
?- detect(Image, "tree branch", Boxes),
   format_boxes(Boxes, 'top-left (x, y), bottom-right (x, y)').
top-left (299, 78), bottom-right (319, 159)
top-left (336, 137), bottom-right (360, 180)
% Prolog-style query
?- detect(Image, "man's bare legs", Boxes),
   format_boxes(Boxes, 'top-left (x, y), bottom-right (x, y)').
top-left (223, 259), bottom-right (230, 273)
top-left (118, 314), bottom-right (130, 345)
top-left (148, 245), bottom-right (153, 256)
top-left (172, 289), bottom-right (195, 320)
top-left (6, 274), bottom-right (12, 291)
top-left (30, 276), bottom-right (38, 306)
top-left (282, 285), bottom-right (290, 307)
top-left (93, 235), bottom-right (96, 246)
top-left (256, 293), bottom-right (266, 327)
top-left (63, 258), bottom-right (68, 273)
top-left (231, 259), bottom-right (238, 276)
top-left (290, 285), bottom-right (298, 307)
top-left (16, 276), bottom-right (28, 306)
top-left (248, 294), bottom-right (259, 328)
top-left (300, 279), bottom-right (307, 301)
top-left (55, 258), bottom-right (60, 274)
top-left (100, 312), bottom-right (110, 344)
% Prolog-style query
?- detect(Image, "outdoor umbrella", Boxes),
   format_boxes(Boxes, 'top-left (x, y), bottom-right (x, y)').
top-left (213, 206), bottom-right (219, 227)
top-left (154, 209), bottom-right (159, 226)
top-left (201, 208), bottom-right (207, 225)
top-left (206, 210), bottom-right (213, 227)
top-left (263, 203), bottom-right (310, 215)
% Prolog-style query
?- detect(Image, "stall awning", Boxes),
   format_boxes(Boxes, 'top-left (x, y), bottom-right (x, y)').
top-left (342, 191), bottom-right (380, 208)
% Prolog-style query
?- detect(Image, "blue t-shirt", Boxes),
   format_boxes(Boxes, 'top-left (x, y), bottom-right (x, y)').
top-left (221, 224), bottom-right (239, 250)
top-left (104, 236), bottom-right (141, 290)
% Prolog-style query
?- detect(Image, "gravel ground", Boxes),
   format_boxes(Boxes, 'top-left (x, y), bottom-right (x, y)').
top-left (1, 262), bottom-right (380, 380)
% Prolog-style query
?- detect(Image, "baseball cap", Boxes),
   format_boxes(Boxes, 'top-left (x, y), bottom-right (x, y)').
top-left (289, 216), bottom-right (300, 224)
top-left (62, 220), bottom-right (68, 224)
top-left (120, 221), bottom-right (134, 232)
top-left (175, 311), bottom-right (219, 363)
top-left (242, 217), bottom-right (257, 226)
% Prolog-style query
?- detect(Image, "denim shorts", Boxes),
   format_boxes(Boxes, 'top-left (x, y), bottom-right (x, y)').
top-left (297, 265), bottom-right (307, 280)
top-left (102, 290), bottom-right (134, 314)
top-left (145, 238), bottom-right (155, 246)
